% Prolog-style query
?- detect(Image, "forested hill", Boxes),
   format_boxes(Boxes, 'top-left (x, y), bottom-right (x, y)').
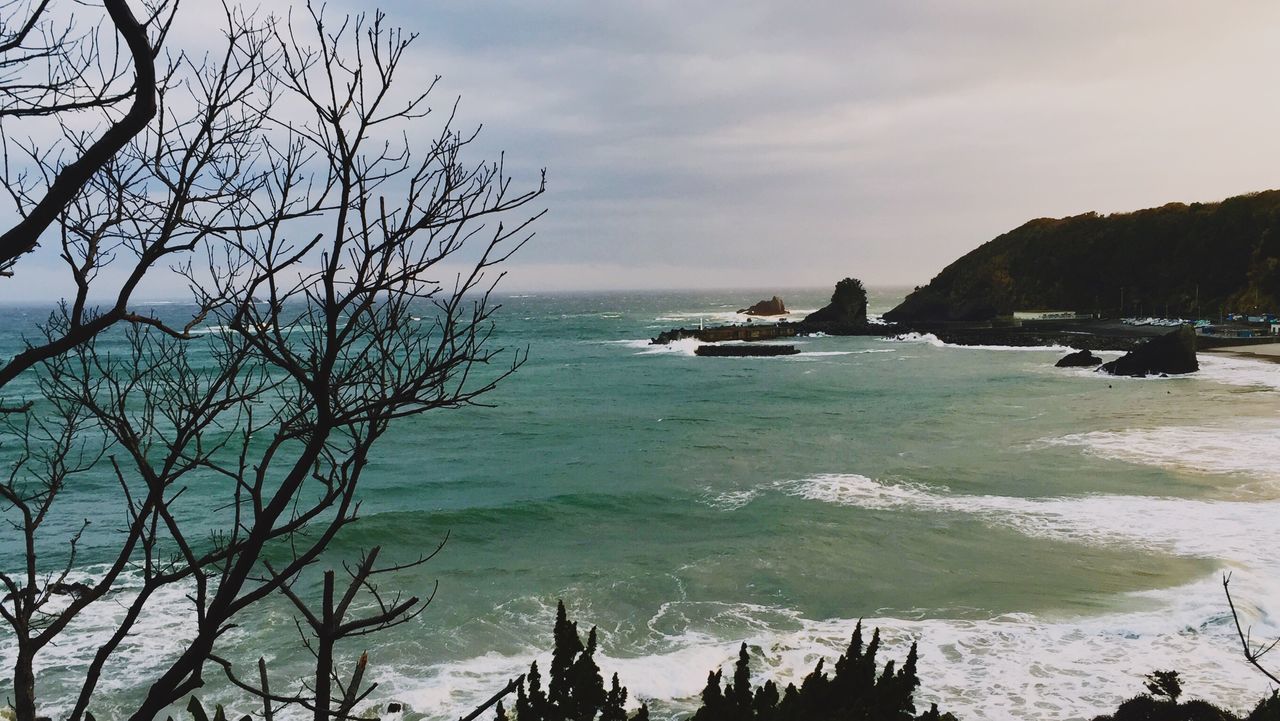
top-left (884, 190), bottom-right (1280, 323)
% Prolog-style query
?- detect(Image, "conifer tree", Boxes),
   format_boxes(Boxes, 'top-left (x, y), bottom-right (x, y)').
top-left (568, 627), bottom-right (607, 721)
top-left (527, 660), bottom-right (550, 721)
top-left (753, 679), bottom-right (780, 721)
top-left (693, 669), bottom-right (726, 721)
top-left (551, 601), bottom-right (586, 713)
top-left (516, 678), bottom-right (532, 721)
top-left (633, 703), bottom-right (651, 721)
top-left (730, 643), bottom-right (754, 718)
top-left (494, 701), bottom-right (509, 721)
top-left (777, 683), bottom-right (801, 720)
top-left (834, 621), bottom-right (865, 690)
top-left (898, 642), bottom-right (921, 716)
top-left (860, 628), bottom-right (882, 693)
top-left (600, 673), bottom-right (628, 721)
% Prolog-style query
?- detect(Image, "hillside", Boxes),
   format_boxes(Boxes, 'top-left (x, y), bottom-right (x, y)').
top-left (884, 190), bottom-right (1280, 323)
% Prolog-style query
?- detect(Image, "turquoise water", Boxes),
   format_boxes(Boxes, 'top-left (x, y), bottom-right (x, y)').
top-left (3, 288), bottom-right (1280, 720)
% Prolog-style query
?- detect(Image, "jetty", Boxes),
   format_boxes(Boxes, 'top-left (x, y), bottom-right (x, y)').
top-left (694, 344), bottom-right (800, 357)
top-left (652, 322), bottom-right (799, 345)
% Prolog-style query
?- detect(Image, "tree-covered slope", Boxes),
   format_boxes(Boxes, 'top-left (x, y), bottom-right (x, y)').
top-left (884, 191), bottom-right (1280, 323)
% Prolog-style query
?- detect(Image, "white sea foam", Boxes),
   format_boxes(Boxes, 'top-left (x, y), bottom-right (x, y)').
top-left (1045, 423), bottom-right (1280, 483)
top-left (367, 474), bottom-right (1280, 721)
top-left (638, 338), bottom-right (704, 356)
top-left (607, 338), bottom-right (832, 359)
top-left (781, 474), bottom-right (1280, 563)
top-left (367, 580), bottom-right (1279, 721)
top-left (654, 309), bottom-right (820, 326)
top-left (0, 566), bottom-right (209, 720)
top-left (1196, 354), bottom-right (1280, 392)
top-left (885, 333), bottom-right (1074, 352)
top-left (19, 475), bottom-right (1280, 721)
top-left (701, 488), bottom-right (761, 510)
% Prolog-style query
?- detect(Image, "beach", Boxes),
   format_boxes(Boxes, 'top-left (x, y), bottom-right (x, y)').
top-left (1203, 342), bottom-right (1280, 364)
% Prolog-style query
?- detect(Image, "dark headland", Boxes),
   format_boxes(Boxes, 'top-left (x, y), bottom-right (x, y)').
top-left (654, 190), bottom-right (1280, 361)
top-left (879, 190), bottom-right (1280, 352)
top-left (884, 190), bottom-right (1280, 325)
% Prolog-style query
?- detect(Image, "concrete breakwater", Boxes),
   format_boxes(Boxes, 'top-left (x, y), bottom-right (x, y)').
top-left (651, 316), bottom-right (1275, 352)
top-left (651, 323), bottom-right (800, 345)
top-left (694, 344), bottom-right (800, 357)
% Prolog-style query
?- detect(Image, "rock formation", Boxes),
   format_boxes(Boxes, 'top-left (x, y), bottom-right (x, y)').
top-left (884, 190), bottom-right (1280, 324)
top-left (1098, 325), bottom-right (1198, 377)
top-left (739, 296), bottom-right (788, 316)
top-left (800, 278), bottom-right (871, 334)
top-left (1055, 349), bottom-right (1103, 367)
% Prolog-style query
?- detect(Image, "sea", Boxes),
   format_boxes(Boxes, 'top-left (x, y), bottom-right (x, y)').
top-left (2, 287), bottom-right (1280, 721)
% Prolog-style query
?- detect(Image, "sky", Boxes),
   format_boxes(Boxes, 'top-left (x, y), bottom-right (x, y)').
top-left (8, 1), bottom-right (1280, 299)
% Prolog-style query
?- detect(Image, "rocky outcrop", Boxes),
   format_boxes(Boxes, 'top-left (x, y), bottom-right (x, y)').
top-left (800, 278), bottom-right (873, 335)
top-left (884, 190), bottom-right (1280, 324)
top-left (1098, 325), bottom-right (1198, 377)
top-left (739, 296), bottom-right (787, 316)
top-left (1055, 349), bottom-right (1103, 367)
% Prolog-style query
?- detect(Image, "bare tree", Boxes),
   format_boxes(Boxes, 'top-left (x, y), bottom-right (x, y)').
top-left (1223, 574), bottom-right (1280, 686)
top-left (0, 2), bottom-right (543, 719)
top-left (0, 0), bottom-right (177, 276)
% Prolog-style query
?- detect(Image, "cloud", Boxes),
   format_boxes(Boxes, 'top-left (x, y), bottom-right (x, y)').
top-left (7, 0), bottom-right (1280, 298)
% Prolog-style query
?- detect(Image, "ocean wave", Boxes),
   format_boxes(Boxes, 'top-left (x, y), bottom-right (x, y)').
top-left (701, 487), bottom-right (760, 510)
top-left (18, 478), bottom-right (1280, 721)
top-left (780, 474), bottom-right (1280, 565)
top-left (367, 581), bottom-right (1279, 721)
top-left (0, 566), bottom-right (208, 720)
top-left (1196, 354), bottom-right (1280, 392)
top-left (1043, 423), bottom-right (1280, 483)
top-left (884, 333), bottom-right (1074, 352)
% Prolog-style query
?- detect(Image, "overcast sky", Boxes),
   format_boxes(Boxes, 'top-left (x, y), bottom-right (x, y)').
top-left (9, 1), bottom-right (1280, 298)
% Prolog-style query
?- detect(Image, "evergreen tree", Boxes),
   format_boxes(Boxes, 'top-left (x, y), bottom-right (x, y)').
top-left (897, 642), bottom-right (920, 717)
top-left (753, 679), bottom-right (780, 721)
top-left (693, 669), bottom-right (726, 721)
top-left (515, 678), bottom-right (531, 721)
top-left (730, 643), bottom-right (754, 720)
top-left (777, 683), bottom-right (801, 721)
top-left (600, 672), bottom-right (628, 721)
top-left (860, 628), bottom-right (882, 694)
top-left (834, 621), bottom-right (865, 682)
top-left (527, 660), bottom-right (550, 721)
top-left (494, 701), bottom-right (508, 721)
top-left (568, 627), bottom-right (607, 721)
top-left (551, 601), bottom-right (586, 714)
top-left (797, 658), bottom-right (829, 719)
top-left (634, 703), bottom-right (651, 721)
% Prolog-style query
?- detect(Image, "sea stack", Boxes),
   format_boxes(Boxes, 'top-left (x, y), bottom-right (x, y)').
top-left (1055, 349), bottom-right (1103, 368)
top-left (1099, 325), bottom-right (1198, 377)
top-left (740, 296), bottom-right (788, 316)
top-left (799, 278), bottom-right (871, 335)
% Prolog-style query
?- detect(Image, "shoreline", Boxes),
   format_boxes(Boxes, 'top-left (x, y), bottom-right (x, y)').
top-left (1201, 343), bottom-right (1280, 365)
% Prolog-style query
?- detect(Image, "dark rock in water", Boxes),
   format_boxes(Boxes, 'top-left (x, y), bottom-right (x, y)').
top-left (800, 277), bottom-right (873, 335)
top-left (1055, 349), bottom-right (1103, 367)
top-left (1099, 325), bottom-right (1198, 377)
top-left (739, 296), bottom-right (788, 316)
top-left (386, 702), bottom-right (404, 713)
top-left (694, 343), bottom-right (800, 357)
